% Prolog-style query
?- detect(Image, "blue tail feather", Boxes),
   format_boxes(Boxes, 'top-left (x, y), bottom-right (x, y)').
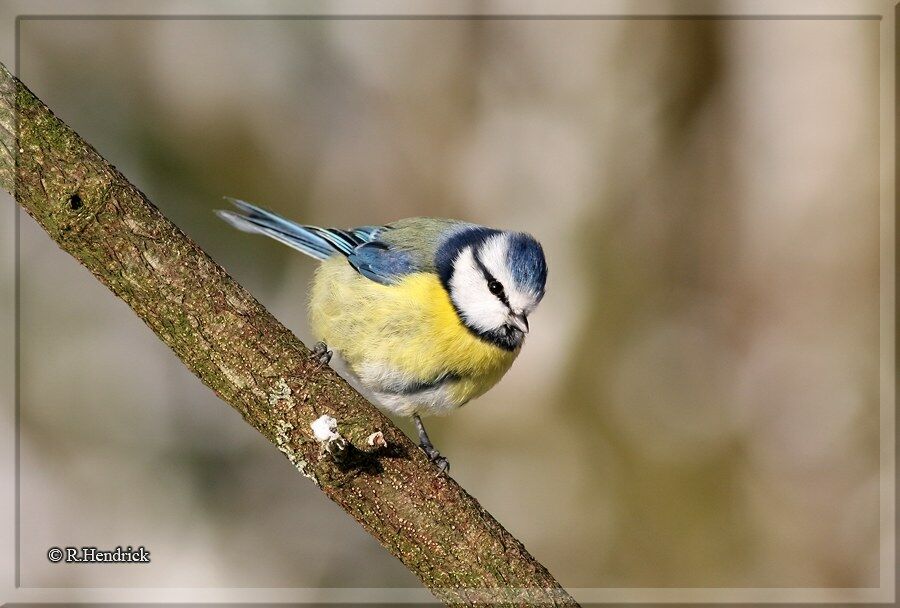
top-left (216, 198), bottom-right (380, 260)
top-left (352, 225), bottom-right (387, 241)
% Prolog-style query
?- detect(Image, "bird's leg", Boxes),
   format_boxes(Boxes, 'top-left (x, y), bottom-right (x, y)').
top-left (311, 341), bottom-right (332, 365)
top-left (413, 414), bottom-right (449, 472)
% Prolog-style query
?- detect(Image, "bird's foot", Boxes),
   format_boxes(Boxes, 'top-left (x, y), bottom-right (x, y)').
top-left (413, 414), bottom-right (449, 473)
top-left (420, 443), bottom-right (450, 473)
top-left (311, 341), bottom-right (332, 365)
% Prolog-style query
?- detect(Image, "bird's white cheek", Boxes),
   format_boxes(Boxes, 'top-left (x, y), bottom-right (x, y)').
top-left (455, 289), bottom-right (507, 333)
top-left (448, 252), bottom-right (507, 333)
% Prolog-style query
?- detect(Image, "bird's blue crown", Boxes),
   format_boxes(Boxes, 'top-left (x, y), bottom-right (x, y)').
top-left (506, 232), bottom-right (548, 299)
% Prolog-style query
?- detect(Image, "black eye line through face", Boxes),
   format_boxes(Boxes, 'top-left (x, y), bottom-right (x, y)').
top-left (444, 245), bottom-right (525, 352)
top-left (473, 247), bottom-right (510, 308)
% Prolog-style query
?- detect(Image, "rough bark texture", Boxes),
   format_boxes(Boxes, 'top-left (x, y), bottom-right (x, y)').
top-left (1, 63), bottom-right (578, 606)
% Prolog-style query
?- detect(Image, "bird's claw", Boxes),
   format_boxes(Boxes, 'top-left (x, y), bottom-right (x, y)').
top-left (312, 341), bottom-right (332, 365)
top-left (421, 444), bottom-right (450, 473)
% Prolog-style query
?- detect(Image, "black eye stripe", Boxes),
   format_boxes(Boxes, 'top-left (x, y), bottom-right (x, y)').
top-left (473, 249), bottom-right (510, 307)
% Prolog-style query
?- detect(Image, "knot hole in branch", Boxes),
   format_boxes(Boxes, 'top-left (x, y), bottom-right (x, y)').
top-left (67, 193), bottom-right (82, 210)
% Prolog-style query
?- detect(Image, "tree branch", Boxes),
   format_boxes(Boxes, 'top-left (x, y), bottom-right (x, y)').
top-left (1, 63), bottom-right (578, 606)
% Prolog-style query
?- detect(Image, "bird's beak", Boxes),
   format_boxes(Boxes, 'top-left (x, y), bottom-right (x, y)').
top-left (508, 312), bottom-right (529, 334)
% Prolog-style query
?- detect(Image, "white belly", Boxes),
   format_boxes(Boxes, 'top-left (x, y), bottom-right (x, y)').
top-left (354, 361), bottom-right (464, 417)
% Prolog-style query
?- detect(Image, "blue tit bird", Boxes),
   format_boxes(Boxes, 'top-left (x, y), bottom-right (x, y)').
top-left (217, 198), bottom-right (547, 471)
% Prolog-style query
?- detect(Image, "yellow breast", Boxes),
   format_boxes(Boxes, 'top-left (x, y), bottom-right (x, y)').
top-left (308, 257), bottom-right (518, 412)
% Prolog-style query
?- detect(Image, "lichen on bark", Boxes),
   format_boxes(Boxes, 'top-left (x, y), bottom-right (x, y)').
top-left (2, 62), bottom-right (578, 607)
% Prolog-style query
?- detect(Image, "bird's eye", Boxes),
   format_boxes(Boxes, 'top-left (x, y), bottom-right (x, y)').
top-left (487, 279), bottom-right (504, 296)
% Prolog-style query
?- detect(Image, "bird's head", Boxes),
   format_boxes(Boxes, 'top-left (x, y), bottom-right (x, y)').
top-left (437, 228), bottom-right (547, 351)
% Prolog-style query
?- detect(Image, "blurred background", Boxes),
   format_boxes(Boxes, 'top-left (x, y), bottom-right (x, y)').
top-left (6, 13), bottom-right (882, 592)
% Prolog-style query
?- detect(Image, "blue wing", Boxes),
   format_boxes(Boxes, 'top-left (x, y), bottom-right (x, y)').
top-left (217, 198), bottom-right (415, 284)
top-left (347, 241), bottom-right (417, 285)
